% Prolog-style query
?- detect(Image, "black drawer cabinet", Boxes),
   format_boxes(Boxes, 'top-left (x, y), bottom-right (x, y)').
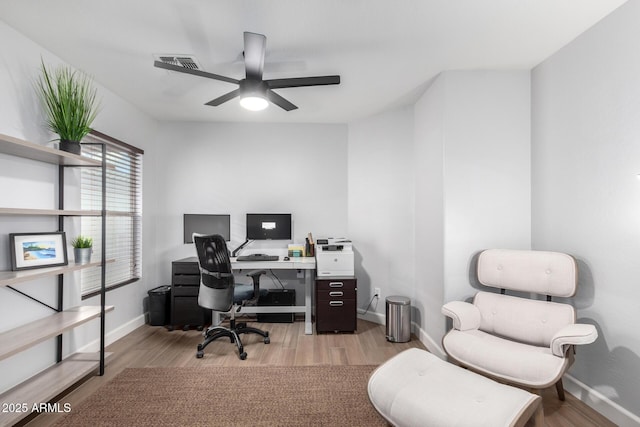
top-left (315, 277), bottom-right (357, 333)
top-left (171, 257), bottom-right (208, 330)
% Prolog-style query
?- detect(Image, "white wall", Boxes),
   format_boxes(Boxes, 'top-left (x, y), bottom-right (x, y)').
top-left (413, 70), bottom-right (531, 349)
top-left (413, 76), bottom-right (446, 346)
top-left (532, 0), bottom-right (640, 421)
top-left (151, 121), bottom-right (348, 303)
top-left (348, 106), bottom-right (414, 316)
top-left (347, 71), bottom-right (531, 354)
top-left (441, 71), bottom-right (531, 303)
top-left (0, 20), bottom-right (158, 393)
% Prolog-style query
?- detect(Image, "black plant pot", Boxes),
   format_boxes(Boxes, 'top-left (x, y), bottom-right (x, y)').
top-left (59, 139), bottom-right (82, 155)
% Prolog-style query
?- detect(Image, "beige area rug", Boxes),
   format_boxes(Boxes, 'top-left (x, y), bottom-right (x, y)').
top-left (54, 365), bottom-right (386, 426)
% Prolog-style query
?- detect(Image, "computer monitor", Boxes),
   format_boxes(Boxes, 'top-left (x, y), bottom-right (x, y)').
top-left (246, 213), bottom-right (292, 240)
top-left (183, 214), bottom-right (231, 243)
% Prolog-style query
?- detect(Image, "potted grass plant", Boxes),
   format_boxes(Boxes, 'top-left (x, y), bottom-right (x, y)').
top-left (35, 59), bottom-right (99, 155)
top-left (71, 235), bottom-right (93, 264)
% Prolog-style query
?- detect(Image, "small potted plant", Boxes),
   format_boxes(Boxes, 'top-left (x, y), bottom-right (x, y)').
top-left (71, 235), bottom-right (93, 264)
top-left (35, 59), bottom-right (100, 154)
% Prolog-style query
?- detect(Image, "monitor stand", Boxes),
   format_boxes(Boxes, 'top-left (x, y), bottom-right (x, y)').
top-left (232, 239), bottom-right (251, 257)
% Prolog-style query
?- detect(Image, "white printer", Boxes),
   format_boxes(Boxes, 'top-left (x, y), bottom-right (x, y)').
top-left (315, 237), bottom-right (354, 277)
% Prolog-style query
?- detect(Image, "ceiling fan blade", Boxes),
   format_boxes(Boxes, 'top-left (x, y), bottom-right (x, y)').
top-left (205, 88), bottom-right (241, 106)
top-left (154, 60), bottom-right (239, 85)
top-left (266, 89), bottom-right (298, 111)
top-left (243, 32), bottom-right (266, 80)
top-left (266, 75), bottom-right (340, 89)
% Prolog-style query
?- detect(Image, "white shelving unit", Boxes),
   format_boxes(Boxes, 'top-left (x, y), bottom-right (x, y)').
top-left (0, 305), bottom-right (114, 361)
top-left (0, 207), bottom-right (102, 216)
top-left (0, 133), bottom-right (112, 426)
top-left (0, 259), bottom-right (114, 287)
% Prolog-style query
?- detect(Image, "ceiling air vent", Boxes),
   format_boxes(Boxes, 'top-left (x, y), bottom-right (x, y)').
top-left (155, 55), bottom-right (201, 70)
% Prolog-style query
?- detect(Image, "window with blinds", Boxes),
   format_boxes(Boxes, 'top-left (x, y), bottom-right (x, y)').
top-left (80, 131), bottom-right (143, 297)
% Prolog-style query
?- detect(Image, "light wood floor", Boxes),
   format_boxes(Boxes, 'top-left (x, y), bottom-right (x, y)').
top-left (23, 318), bottom-right (614, 427)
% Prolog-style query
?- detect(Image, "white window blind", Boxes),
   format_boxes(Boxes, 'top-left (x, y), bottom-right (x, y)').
top-left (80, 131), bottom-right (143, 297)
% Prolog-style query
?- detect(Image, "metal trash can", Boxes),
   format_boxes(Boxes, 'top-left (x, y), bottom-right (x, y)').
top-left (386, 296), bottom-right (411, 342)
top-left (148, 285), bottom-right (171, 326)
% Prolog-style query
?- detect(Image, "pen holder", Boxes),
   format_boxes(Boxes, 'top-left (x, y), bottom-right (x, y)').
top-left (305, 243), bottom-right (315, 257)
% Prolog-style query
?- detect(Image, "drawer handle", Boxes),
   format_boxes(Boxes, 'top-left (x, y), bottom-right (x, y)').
top-left (329, 291), bottom-right (343, 297)
top-left (329, 301), bottom-right (344, 307)
top-left (329, 282), bottom-right (344, 288)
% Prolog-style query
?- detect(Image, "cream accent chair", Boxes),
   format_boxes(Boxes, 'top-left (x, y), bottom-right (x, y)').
top-left (441, 249), bottom-right (598, 400)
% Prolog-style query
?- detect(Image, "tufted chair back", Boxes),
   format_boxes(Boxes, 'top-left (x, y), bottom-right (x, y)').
top-left (474, 249), bottom-right (577, 347)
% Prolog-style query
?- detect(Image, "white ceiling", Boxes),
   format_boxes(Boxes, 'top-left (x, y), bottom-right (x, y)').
top-left (0, 0), bottom-right (628, 124)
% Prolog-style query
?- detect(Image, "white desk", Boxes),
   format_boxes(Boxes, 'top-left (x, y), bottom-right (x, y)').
top-left (231, 256), bottom-right (316, 335)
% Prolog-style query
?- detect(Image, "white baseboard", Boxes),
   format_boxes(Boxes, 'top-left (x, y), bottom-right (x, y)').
top-left (412, 322), bottom-right (447, 360)
top-left (106, 315), bottom-right (147, 346)
top-left (564, 374), bottom-right (640, 427)
top-left (356, 310), bottom-right (446, 359)
top-left (357, 308), bottom-right (385, 325)
top-left (77, 314), bottom-right (146, 353)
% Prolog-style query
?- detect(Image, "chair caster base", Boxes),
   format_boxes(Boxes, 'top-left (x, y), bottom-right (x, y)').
top-left (264, 337), bottom-right (270, 344)
top-left (240, 352), bottom-right (247, 360)
top-left (196, 350), bottom-right (204, 359)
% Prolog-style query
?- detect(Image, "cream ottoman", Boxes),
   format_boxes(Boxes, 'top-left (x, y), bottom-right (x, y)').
top-left (368, 349), bottom-right (543, 427)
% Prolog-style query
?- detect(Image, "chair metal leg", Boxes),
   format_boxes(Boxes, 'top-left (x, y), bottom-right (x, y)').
top-left (236, 325), bottom-right (270, 344)
top-left (203, 325), bottom-right (230, 337)
top-left (555, 378), bottom-right (566, 401)
top-left (231, 330), bottom-right (247, 360)
top-left (196, 321), bottom-right (270, 359)
top-left (197, 329), bottom-right (233, 358)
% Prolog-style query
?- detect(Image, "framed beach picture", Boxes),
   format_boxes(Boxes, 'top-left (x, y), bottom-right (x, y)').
top-left (9, 232), bottom-right (68, 271)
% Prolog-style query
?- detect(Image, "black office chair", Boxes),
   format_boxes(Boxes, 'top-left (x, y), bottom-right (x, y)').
top-left (193, 234), bottom-right (270, 360)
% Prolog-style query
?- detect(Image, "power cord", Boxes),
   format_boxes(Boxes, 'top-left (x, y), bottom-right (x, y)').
top-left (267, 269), bottom-right (286, 289)
top-left (360, 292), bottom-right (379, 315)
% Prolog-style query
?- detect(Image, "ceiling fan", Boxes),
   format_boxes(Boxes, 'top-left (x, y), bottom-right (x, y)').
top-left (154, 32), bottom-right (340, 111)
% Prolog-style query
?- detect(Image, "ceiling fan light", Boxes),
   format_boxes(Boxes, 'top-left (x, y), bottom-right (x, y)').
top-left (240, 95), bottom-right (269, 111)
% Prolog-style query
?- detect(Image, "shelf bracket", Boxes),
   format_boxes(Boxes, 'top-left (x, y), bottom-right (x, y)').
top-left (6, 285), bottom-right (60, 312)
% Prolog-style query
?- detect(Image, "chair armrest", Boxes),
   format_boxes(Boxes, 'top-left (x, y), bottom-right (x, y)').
top-left (441, 301), bottom-right (481, 331)
top-left (241, 270), bottom-right (267, 306)
top-left (245, 270), bottom-right (267, 279)
top-left (551, 324), bottom-right (598, 357)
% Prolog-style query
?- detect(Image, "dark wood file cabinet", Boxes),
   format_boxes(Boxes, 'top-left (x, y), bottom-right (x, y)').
top-left (315, 277), bottom-right (357, 333)
top-left (171, 257), bottom-right (208, 330)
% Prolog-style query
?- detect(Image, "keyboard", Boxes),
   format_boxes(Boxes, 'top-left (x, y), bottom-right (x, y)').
top-left (236, 254), bottom-right (279, 262)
